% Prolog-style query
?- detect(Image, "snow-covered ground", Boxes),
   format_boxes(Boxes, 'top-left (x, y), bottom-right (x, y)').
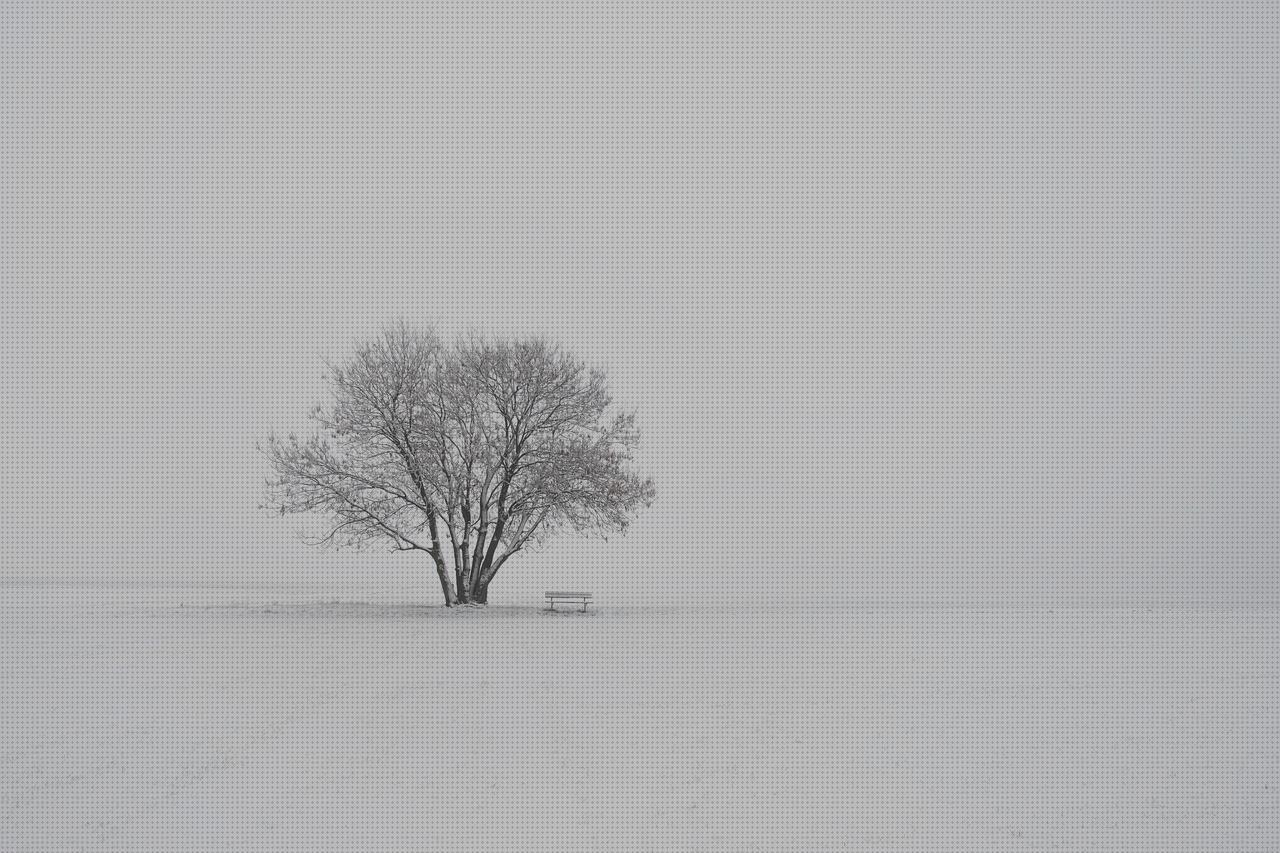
top-left (1, 587), bottom-right (1276, 851)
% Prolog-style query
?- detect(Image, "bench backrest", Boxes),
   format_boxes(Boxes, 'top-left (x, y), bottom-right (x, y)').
top-left (545, 591), bottom-right (592, 598)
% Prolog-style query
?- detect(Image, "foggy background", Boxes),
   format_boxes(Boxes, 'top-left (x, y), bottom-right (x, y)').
top-left (3, 4), bottom-right (1277, 606)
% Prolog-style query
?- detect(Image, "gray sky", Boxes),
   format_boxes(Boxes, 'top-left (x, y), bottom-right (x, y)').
top-left (3, 4), bottom-right (1277, 605)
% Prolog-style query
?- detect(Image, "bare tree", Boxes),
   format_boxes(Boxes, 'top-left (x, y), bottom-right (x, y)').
top-left (263, 322), bottom-right (656, 605)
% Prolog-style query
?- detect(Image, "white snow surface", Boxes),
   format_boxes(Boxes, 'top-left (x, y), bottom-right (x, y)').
top-left (2, 587), bottom-right (1277, 851)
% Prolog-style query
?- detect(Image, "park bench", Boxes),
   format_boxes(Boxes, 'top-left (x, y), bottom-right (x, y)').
top-left (544, 591), bottom-right (592, 612)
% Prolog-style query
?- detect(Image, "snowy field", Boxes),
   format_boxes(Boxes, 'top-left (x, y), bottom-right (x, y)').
top-left (2, 587), bottom-right (1277, 852)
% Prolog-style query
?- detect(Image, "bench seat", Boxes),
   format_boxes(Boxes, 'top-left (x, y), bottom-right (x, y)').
top-left (544, 591), bottom-right (593, 612)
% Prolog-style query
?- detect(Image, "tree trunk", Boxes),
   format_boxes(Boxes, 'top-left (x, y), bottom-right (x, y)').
top-left (469, 559), bottom-right (488, 602)
top-left (472, 582), bottom-right (489, 605)
top-left (433, 558), bottom-right (457, 606)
